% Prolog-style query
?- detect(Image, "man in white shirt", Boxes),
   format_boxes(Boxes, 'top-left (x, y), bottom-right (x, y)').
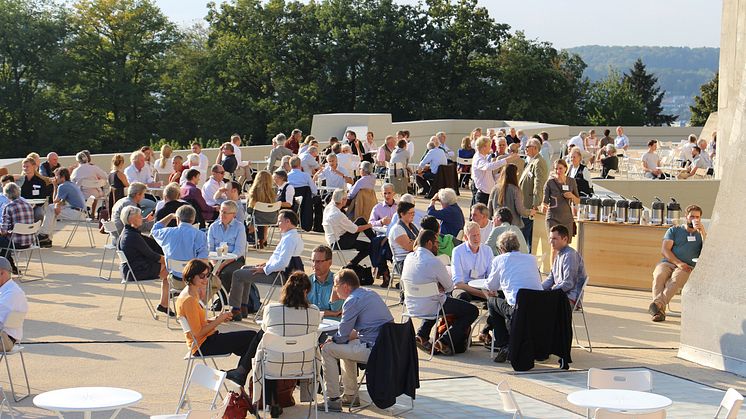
top-left (567, 132), bottom-right (591, 161)
top-left (0, 257), bottom-right (28, 351)
top-left (679, 134), bottom-right (698, 163)
top-left (641, 139), bottom-right (666, 179)
top-left (228, 134), bottom-right (250, 182)
top-left (697, 139), bottom-right (713, 168)
top-left (124, 150), bottom-right (157, 186)
top-left (228, 210), bottom-right (304, 321)
top-left (336, 144), bottom-right (359, 177)
top-left (322, 189), bottom-right (375, 266)
top-left (470, 203), bottom-right (492, 243)
top-left (313, 153), bottom-right (351, 192)
top-left (484, 231), bottom-right (543, 362)
top-left (202, 164), bottom-right (228, 207)
top-left (299, 146), bottom-right (321, 175)
top-left (191, 142), bottom-right (210, 171)
top-left (402, 229), bottom-right (479, 355)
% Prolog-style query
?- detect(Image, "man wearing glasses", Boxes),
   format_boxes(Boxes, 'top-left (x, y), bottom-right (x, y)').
top-left (208, 201), bottom-right (247, 307)
top-left (202, 164), bottom-right (228, 207)
top-left (308, 245), bottom-right (343, 319)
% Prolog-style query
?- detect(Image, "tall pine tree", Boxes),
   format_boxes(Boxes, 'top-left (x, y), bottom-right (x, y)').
top-left (623, 58), bottom-right (677, 126)
top-left (689, 73), bottom-right (718, 126)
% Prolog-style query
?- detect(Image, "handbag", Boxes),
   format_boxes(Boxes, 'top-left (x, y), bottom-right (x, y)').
top-left (223, 387), bottom-right (253, 419)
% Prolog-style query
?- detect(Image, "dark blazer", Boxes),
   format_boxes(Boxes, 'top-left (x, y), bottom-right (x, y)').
top-left (119, 225), bottom-right (161, 280)
top-left (366, 320), bottom-right (419, 409)
top-left (509, 289), bottom-right (573, 372)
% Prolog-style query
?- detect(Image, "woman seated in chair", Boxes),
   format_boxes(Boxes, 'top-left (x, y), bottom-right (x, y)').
top-left (250, 271), bottom-right (321, 417)
top-left (175, 259), bottom-right (259, 385)
top-left (247, 170), bottom-right (276, 248)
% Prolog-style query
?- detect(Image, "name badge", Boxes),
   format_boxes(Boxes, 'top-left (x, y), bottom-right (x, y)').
top-left (562, 184), bottom-right (570, 191)
top-left (687, 235), bottom-right (696, 242)
top-left (32, 190), bottom-right (40, 196)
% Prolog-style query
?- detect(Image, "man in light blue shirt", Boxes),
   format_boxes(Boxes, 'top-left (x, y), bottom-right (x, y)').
top-left (321, 268), bottom-right (393, 411)
top-left (416, 139), bottom-right (448, 198)
top-left (542, 225), bottom-right (587, 305)
top-left (208, 200), bottom-right (247, 292)
top-left (299, 146), bottom-right (321, 175)
top-left (347, 161), bottom-right (376, 200)
top-left (287, 156), bottom-right (317, 195)
top-left (485, 230), bottom-right (543, 362)
top-left (313, 153), bottom-right (350, 191)
top-left (614, 126), bottom-right (629, 152)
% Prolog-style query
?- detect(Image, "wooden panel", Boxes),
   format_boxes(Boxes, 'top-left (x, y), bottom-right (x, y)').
top-left (577, 220), bottom-right (669, 290)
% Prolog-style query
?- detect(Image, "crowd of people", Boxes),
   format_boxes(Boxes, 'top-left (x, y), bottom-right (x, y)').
top-left (0, 125), bottom-right (708, 416)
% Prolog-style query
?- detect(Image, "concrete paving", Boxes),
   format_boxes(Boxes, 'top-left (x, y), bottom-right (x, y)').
top-left (3, 189), bottom-right (745, 418)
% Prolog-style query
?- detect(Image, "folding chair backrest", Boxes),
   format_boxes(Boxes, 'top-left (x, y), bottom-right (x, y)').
top-left (575, 277), bottom-right (590, 310)
top-left (436, 254), bottom-right (450, 266)
top-left (3, 311), bottom-right (25, 330)
top-left (188, 364), bottom-right (226, 393)
top-left (102, 220), bottom-right (117, 235)
top-left (716, 388), bottom-right (744, 419)
top-left (587, 368), bottom-right (652, 391)
top-left (594, 408), bottom-right (665, 418)
top-left (85, 195), bottom-right (96, 211)
top-left (496, 381), bottom-right (522, 415)
top-left (457, 157), bottom-right (473, 166)
top-left (400, 279), bottom-right (439, 299)
top-left (261, 331), bottom-right (318, 354)
top-left (178, 316), bottom-right (193, 334)
top-left (116, 250), bottom-right (129, 265)
top-left (166, 259), bottom-right (189, 276)
top-left (11, 221), bottom-right (42, 237)
top-left (253, 202), bottom-right (281, 213)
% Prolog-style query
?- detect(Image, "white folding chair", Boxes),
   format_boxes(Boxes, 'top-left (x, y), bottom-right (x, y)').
top-left (0, 312), bottom-right (29, 402)
top-left (0, 385), bottom-right (16, 419)
top-left (98, 220), bottom-right (119, 280)
top-left (176, 317), bottom-right (232, 412)
top-left (293, 196), bottom-right (303, 237)
top-left (384, 241), bottom-right (401, 307)
top-left (456, 157), bottom-right (472, 187)
top-left (175, 364), bottom-right (227, 414)
top-left (165, 259), bottom-right (189, 330)
top-left (151, 394), bottom-right (231, 419)
top-left (250, 202), bottom-right (280, 249)
top-left (588, 368), bottom-right (652, 391)
top-left (594, 408), bottom-right (666, 418)
top-left (253, 271), bottom-right (284, 322)
top-left (400, 279), bottom-right (454, 360)
top-left (497, 381), bottom-right (523, 419)
top-left (436, 253), bottom-right (450, 266)
top-left (572, 277), bottom-right (592, 352)
top-left (714, 388), bottom-right (744, 419)
top-left (62, 195), bottom-right (96, 248)
top-left (2, 220), bottom-right (45, 283)
top-left (115, 250), bottom-right (159, 321)
top-left (258, 331), bottom-right (324, 419)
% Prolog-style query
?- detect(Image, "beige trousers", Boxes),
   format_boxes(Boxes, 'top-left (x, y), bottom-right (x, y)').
top-left (652, 261), bottom-right (691, 311)
top-left (321, 339), bottom-right (371, 399)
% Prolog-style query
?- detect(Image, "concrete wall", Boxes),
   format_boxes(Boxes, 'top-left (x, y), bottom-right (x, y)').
top-left (593, 179), bottom-right (720, 218)
top-left (678, 0), bottom-right (746, 377)
top-left (568, 126), bottom-right (704, 148)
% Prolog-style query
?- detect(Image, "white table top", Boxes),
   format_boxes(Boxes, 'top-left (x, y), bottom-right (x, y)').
top-left (34, 386), bottom-right (142, 413)
top-left (567, 389), bottom-right (672, 411)
top-left (25, 198), bottom-right (47, 205)
top-left (467, 279), bottom-right (488, 289)
top-left (319, 318), bottom-right (341, 333)
top-left (208, 252), bottom-right (238, 261)
top-left (656, 166), bottom-right (687, 172)
top-left (372, 226), bottom-right (387, 235)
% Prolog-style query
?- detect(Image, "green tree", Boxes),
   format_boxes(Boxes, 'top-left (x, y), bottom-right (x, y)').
top-left (583, 69), bottom-right (646, 126)
top-left (689, 73), bottom-right (718, 126)
top-left (623, 58), bottom-right (677, 126)
top-left (65, 0), bottom-right (179, 151)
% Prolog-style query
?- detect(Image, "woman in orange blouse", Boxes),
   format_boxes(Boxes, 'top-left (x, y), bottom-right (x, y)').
top-left (175, 259), bottom-right (258, 385)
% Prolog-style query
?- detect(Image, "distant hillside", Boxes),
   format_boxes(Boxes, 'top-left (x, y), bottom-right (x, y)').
top-left (565, 46), bottom-right (719, 124)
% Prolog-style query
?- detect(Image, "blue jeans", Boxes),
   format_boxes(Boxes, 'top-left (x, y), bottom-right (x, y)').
top-left (520, 216), bottom-right (534, 253)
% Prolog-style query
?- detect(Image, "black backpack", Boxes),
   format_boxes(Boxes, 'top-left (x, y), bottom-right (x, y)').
top-left (344, 263), bottom-right (374, 286)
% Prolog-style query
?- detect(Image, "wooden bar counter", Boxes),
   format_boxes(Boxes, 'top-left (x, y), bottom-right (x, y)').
top-left (575, 220), bottom-right (670, 290)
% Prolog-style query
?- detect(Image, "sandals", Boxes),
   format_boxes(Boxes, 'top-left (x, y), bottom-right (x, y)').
top-left (434, 341), bottom-right (453, 356)
top-left (415, 336), bottom-right (433, 353)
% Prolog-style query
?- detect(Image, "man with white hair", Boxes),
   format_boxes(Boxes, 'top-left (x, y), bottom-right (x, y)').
top-left (472, 136), bottom-right (515, 206)
top-left (697, 139), bottom-right (712, 169)
top-left (336, 144), bottom-right (359, 176)
top-left (267, 134), bottom-right (292, 171)
top-left (347, 161), bottom-right (375, 201)
top-left (451, 222), bottom-right (494, 330)
top-left (518, 138), bottom-right (548, 252)
top-left (299, 145), bottom-right (321, 175)
top-left (0, 183), bottom-right (35, 272)
top-left (288, 156), bottom-right (318, 230)
top-left (313, 153), bottom-right (351, 191)
top-left (436, 131), bottom-right (455, 160)
top-left (470, 203), bottom-right (492, 243)
top-left (111, 182), bottom-right (156, 234)
top-left (416, 138), bottom-right (448, 198)
top-left (124, 150), bottom-right (159, 214)
top-left (369, 183), bottom-right (397, 228)
top-left (427, 188), bottom-right (465, 237)
top-left (322, 188), bottom-right (375, 266)
top-left (40, 152), bottom-right (61, 178)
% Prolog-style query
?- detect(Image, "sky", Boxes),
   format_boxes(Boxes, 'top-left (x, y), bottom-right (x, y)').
top-left (153, 0), bottom-right (722, 49)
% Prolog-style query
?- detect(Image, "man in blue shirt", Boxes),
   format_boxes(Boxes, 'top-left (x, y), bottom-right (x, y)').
top-left (308, 245), bottom-right (343, 319)
top-left (207, 200), bottom-right (247, 300)
top-left (649, 204), bottom-right (705, 322)
top-left (416, 138), bottom-right (448, 198)
top-left (321, 269), bottom-right (393, 411)
top-left (151, 205), bottom-right (216, 297)
top-left (52, 168), bottom-right (86, 220)
top-left (542, 225), bottom-right (587, 306)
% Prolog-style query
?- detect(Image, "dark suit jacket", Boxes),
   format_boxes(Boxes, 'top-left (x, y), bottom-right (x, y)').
top-left (366, 320), bottom-right (419, 409)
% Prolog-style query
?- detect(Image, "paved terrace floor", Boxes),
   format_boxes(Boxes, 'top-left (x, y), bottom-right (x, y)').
top-left (5, 187), bottom-right (745, 418)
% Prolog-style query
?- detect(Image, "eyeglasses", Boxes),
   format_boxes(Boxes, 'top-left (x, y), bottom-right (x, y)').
top-left (311, 259), bottom-right (331, 264)
top-left (220, 211), bottom-right (236, 215)
top-left (196, 272), bottom-right (209, 279)
top-left (215, 171), bottom-right (225, 174)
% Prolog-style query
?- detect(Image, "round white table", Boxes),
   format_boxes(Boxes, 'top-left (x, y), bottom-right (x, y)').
top-left (319, 318), bottom-right (341, 333)
top-left (25, 198), bottom-right (48, 206)
top-left (467, 279), bottom-right (488, 289)
top-left (34, 386), bottom-right (142, 419)
top-left (567, 389), bottom-right (672, 413)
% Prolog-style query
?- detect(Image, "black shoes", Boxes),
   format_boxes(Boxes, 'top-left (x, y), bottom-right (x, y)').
top-left (494, 346), bottom-right (509, 363)
top-left (647, 302), bottom-right (660, 316)
top-left (156, 304), bottom-right (176, 317)
top-left (38, 234), bottom-right (52, 248)
top-left (225, 368), bottom-right (247, 387)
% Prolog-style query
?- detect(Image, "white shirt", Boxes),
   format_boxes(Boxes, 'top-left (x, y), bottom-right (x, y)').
top-left (322, 204), bottom-right (358, 245)
top-left (153, 158), bottom-right (174, 174)
top-left (680, 142), bottom-right (696, 162)
top-left (299, 152), bottom-right (320, 174)
top-left (615, 135), bottom-right (629, 150)
top-left (388, 223), bottom-right (414, 262)
top-left (568, 164), bottom-right (591, 183)
top-left (568, 135), bottom-right (585, 152)
top-left (485, 251), bottom-right (543, 306)
top-left (402, 247), bottom-right (452, 316)
top-left (232, 144), bottom-right (243, 166)
top-left (641, 151), bottom-right (660, 171)
top-left (124, 163), bottom-right (153, 184)
top-left (450, 242), bottom-right (493, 285)
top-left (472, 151), bottom-right (508, 194)
top-left (418, 147), bottom-right (448, 174)
top-left (540, 141), bottom-right (553, 163)
top-left (197, 153), bottom-right (209, 172)
top-left (336, 153), bottom-right (359, 176)
top-left (0, 280), bottom-right (28, 341)
top-left (479, 224), bottom-right (493, 244)
top-left (318, 165), bottom-right (348, 190)
top-left (277, 182), bottom-right (295, 206)
top-left (406, 140), bottom-right (414, 160)
top-left (202, 177), bottom-right (226, 207)
top-left (264, 229), bottom-right (304, 275)
top-left (71, 163), bottom-right (108, 189)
